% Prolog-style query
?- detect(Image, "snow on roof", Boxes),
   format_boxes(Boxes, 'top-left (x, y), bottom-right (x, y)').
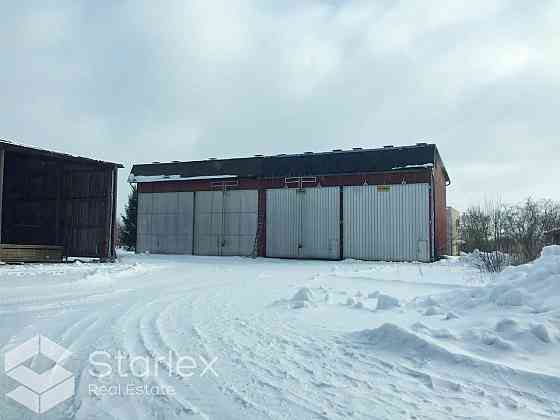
top-left (128, 174), bottom-right (238, 183)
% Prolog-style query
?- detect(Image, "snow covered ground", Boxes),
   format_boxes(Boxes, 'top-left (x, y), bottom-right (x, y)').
top-left (1, 248), bottom-right (559, 419)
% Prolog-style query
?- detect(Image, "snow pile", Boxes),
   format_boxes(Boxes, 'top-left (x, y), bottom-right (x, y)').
top-left (530, 323), bottom-right (553, 343)
top-left (494, 288), bottom-right (526, 306)
top-left (292, 300), bottom-right (312, 309)
top-left (291, 287), bottom-right (314, 309)
top-left (346, 296), bottom-right (359, 306)
top-left (357, 323), bottom-right (451, 361)
top-left (444, 312), bottom-right (459, 320)
top-left (411, 322), bottom-right (456, 340)
top-left (291, 287), bottom-right (314, 302)
top-left (495, 318), bottom-right (520, 333)
top-left (424, 306), bottom-right (442, 316)
top-left (376, 294), bottom-right (400, 310)
top-left (442, 246), bottom-right (560, 311)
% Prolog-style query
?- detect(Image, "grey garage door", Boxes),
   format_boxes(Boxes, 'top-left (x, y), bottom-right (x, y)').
top-left (343, 183), bottom-right (430, 262)
top-left (266, 187), bottom-right (340, 259)
top-left (194, 190), bottom-right (258, 256)
top-left (137, 192), bottom-right (195, 254)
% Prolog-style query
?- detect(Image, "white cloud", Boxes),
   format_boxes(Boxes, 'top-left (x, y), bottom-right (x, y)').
top-left (0, 1), bottom-right (558, 212)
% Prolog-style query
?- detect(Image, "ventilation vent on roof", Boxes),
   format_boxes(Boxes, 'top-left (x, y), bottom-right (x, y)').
top-left (208, 157), bottom-right (217, 160)
top-left (172, 160), bottom-right (180, 163)
top-left (383, 145), bottom-right (394, 148)
top-left (152, 161), bottom-right (160, 164)
top-left (304, 152), bottom-right (313, 155)
top-left (332, 149), bottom-right (342, 152)
top-left (352, 147), bottom-right (363, 150)
top-left (254, 154), bottom-right (264, 157)
top-left (276, 153), bottom-right (286, 156)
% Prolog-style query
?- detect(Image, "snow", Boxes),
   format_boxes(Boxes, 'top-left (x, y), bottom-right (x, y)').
top-left (291, 287), bottom-right (314, 302)
top-left (1, 248), bottom-right (559, 419)
top-left (392, 163), bottom-right (434, 170)
top-left (424, 305), bottom-right (442, 316)
top-left (129, 174), bottom-right (238, 183)
top-left (376, 293), bottom-right (400, 310)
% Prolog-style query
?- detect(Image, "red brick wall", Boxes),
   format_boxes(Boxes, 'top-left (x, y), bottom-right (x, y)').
top-left (137, 169), bottom-right (431, 193)
top-left (432, 161), bottom-right (448, 259)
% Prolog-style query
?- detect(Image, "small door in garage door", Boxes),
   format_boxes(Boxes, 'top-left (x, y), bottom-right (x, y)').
top-left (194, 190), bottom-right (258, 256)
top-left (266, 187), bottom-right (340, 259)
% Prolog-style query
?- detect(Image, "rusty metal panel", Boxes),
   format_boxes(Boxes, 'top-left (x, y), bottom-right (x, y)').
top-left (343, 183), bottom-right (430, 262)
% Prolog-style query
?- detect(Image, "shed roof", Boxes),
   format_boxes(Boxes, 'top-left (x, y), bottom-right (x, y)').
top-left (130, 143), bottom-right (449, 183)
top-left (0, 139), bottom-right (123, 168)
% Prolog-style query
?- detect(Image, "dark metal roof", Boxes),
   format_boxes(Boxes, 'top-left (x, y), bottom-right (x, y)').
top-left (0, 139), bottom-right (123, 168)
top-left (130, 143), bottom-right (449, 182)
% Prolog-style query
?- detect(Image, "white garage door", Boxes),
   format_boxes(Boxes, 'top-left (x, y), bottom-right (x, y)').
top-left (194, 190), bottom-right (258, 256)
top-left (137, 192), bottom-right (194, 254)
top-left (343, 183), bottom-right (430, 262)
top-left (266, 187), bottom-right (340, 259)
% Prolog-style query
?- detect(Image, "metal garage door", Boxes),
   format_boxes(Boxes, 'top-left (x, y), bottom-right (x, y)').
top-left (194, 190), bottom-right (258, 256)
top-left (343, 183), bottom-right (430, 262)
top-left (266, 187), bottom-right (340, 259)
top-left (137, 192), bottom-right (195, 254)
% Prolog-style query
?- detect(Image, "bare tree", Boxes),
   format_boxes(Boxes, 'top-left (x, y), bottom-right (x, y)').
top-left (460, 197), bottom-right (560, 273)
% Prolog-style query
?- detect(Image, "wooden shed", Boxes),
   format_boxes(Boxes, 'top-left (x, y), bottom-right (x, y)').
top-left (0, 140), bottom-right (122, 262)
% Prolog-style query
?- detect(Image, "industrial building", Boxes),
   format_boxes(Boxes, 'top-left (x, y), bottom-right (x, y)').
top-left (130, 143), bottom-right (449, 262)
top-left (0, 140), bottom-right (122, 262)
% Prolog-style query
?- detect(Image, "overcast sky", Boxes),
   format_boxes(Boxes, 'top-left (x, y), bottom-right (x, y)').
top-left (1, 1), bottom-right (558, 214)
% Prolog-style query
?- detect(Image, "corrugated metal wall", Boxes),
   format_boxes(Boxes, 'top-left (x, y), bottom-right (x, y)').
top-left (137, 192), bottom-right (194, 254)
top-left (193, 190), bottom-right (258, 256)
top-left (138, 183), bottom-right (431, 262)
top-left (343, 184), bottom-right (430, 262)
top-left (266, 189), bottom-right (301, 258)
top-left (266, 187), bottom-right (340, 259)
top-left (221, 190), bottom-right (258, 256)
top-left (193, 191), bottom-right (223, 255)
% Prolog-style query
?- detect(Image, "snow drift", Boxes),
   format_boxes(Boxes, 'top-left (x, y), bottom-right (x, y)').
top-left (439, 246), bottom-right (560, 311)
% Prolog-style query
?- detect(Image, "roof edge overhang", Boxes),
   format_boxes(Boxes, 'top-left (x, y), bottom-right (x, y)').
top-left (0, 139), bottom-right (124, 168)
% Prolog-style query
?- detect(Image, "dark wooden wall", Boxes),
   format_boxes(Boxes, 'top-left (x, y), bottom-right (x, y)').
top-left (1, 151), bottom-right (117, 258)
